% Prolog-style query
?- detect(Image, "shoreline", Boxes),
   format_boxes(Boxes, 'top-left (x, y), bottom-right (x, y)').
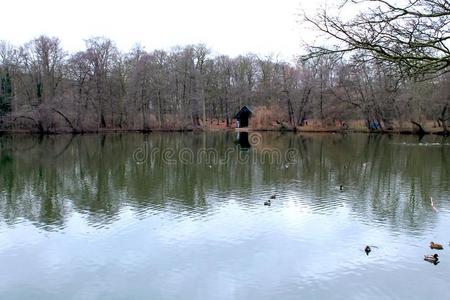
top-left (1, 126), bottom-right (449, 136)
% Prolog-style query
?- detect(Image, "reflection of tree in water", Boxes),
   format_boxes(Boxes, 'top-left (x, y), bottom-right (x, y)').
top-left (300, 133), bottom-right (450, 233)
top-left (0, 133), bottom-right (449, 231)
top-left (0, 135), bottom-right (71, 229)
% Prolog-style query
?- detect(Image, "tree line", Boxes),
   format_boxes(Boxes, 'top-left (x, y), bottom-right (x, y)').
top-left (301, 0), bottom-right (450, 134)
top-left (0, 1), bottom-right (448, 134)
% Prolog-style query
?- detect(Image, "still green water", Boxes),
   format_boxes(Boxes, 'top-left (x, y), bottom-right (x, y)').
top-left (0, 132), bottom-right (449, 299)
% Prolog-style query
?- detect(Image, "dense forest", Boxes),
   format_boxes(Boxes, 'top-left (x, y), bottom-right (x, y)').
top-left (0, 0), bottom-right (449, 134)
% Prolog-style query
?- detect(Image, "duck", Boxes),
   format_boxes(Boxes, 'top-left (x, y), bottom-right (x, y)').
top-left (424, 254), bottom-right (439, 264)
top-left (264, 199), bottom-right (271, 206)
top-left (430, 242), bottom-right (444, 250)
top-left (364, 245), bottom-right (371, 255)
top-left (270, 193), bottom-right (277, 199)
top-left (339, 185), bottom-right (343, 191)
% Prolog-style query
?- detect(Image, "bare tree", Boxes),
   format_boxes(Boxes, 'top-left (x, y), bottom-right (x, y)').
top-left (303, 0), bottom-right (450, 78)
top-left (2, 34), bottom-right (450, 134)
top-left (84, 37), bottom-right (118, 129)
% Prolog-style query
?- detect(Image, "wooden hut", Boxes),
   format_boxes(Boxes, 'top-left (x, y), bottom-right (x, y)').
top-left (234, 106), bottom-right (253, 128)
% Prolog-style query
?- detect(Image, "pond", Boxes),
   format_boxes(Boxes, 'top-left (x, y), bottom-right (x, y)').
top-left (0, 132), bottom-right (449, 299)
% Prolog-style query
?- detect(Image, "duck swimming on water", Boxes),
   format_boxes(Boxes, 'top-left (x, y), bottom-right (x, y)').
top-left (430, 242), bottom-right (444, 250)
top-left (264, 200), bottom-right (271, 206)
top-left (270, 194), bottom-right (277, 199)
top-left (365, 245), bottom-right (371, 255)
top-left (424, 254), bottom-right (439, 264)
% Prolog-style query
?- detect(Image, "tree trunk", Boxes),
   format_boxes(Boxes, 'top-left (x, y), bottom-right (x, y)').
top-left (411, 120), bottom-right (427, 135)
top-left (52, 108), bottom-right (77, 133)
top-left (438, 103), bottom-right (449, 135)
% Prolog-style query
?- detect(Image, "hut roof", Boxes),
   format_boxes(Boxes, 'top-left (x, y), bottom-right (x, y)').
top-left (234, 106), bottom-right (253, 119)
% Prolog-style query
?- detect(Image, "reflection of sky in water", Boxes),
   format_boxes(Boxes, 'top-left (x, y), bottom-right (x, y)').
top-left (0, 133), bottom-right (449, 299)
top-left (1, 198), bottom-right (450, 299)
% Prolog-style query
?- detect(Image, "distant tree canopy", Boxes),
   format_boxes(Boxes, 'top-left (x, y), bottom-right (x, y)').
top-left (303, 0), bottom-right (450, 78)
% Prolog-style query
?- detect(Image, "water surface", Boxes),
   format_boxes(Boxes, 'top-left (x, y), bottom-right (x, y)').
top-left (0, 132), bottom-right (449, 299)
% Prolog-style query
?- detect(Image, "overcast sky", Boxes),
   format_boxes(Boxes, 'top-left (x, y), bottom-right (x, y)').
top-left (1, 0), bottom-right (327, 59)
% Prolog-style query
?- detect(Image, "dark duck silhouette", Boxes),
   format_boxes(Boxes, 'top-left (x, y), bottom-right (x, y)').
top-left (424, 254), bottom-right (439, 264)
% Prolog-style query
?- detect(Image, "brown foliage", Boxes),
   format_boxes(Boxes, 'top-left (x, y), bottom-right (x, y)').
top-left (250, 105), bottom-right (287, 130)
